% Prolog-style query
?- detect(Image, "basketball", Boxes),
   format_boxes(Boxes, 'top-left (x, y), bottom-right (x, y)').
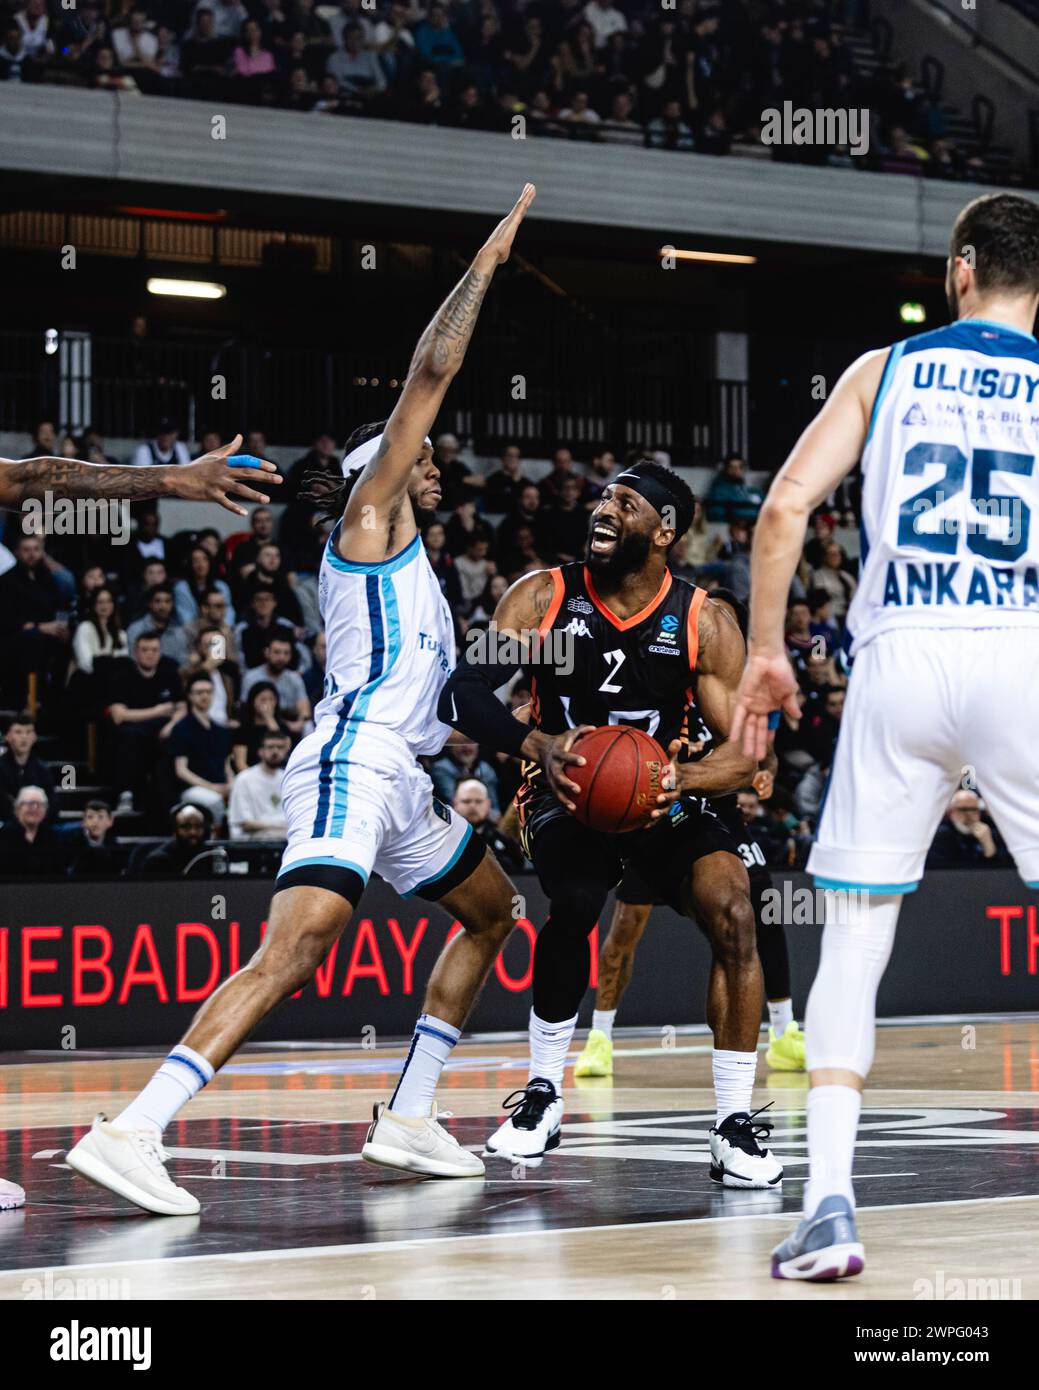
top-left (567, 725), bottom-right (668, 834)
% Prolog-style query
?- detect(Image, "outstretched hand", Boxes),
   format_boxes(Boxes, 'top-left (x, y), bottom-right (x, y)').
top-left (731, 651), bottom-right (800, 762)
top-left (480, 183), bottom-right (536, 265)
top-left (177, 433), bottom-right (282, 516)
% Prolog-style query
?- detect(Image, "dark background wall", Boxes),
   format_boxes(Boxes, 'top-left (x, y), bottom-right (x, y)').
top-left (1, 872), bottom-right (1036, 1050)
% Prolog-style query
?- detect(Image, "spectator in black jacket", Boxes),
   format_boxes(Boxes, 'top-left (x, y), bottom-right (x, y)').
top-left (0, 533), bottom-right (70, 711)
top-left (136, 802), bottom-right (214, 877)
top-left (541, 474), bottom-right (591, 563)
top-left (0, 713), bottom-right (56, 822)
top-left (167, 673), bottom-right (234, 826)
top-left (106, 632), bottom-right (185, 818)
top-left (926, 790), bottom-right (1009, 870)
top-left (0, 786), bottom-right (64, 877)
top-left (452, 777), bottom-right (525, 873)
top-left (236, 586), bottom-right (300, 671)
top-left (483, 444), bottom-right (532, 513)
top-left (61, 800), bottom-right (122, 878)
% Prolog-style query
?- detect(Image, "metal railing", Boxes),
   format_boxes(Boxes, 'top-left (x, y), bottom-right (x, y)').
top-left (0, 329), bottom-right (748, 466)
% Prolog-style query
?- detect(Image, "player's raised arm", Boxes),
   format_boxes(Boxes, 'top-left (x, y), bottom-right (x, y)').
top-left (0, 433), bottom-right (280, 517)
top-left (343, 183), bottom-right (536, 528)
top-left (673, 598), bottom-right (757, 796)
top-left (437, 568), bottom-right (592, 812)
top-left (732, 347), bottom-right (887, 760)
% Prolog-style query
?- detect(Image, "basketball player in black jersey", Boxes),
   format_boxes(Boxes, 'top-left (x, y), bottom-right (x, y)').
top-left (440, 462), bottom-right (784, 1186)
top-left (573, 592), bottom-right (805, 1083)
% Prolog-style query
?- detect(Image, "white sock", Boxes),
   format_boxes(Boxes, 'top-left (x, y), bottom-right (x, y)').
top-left (592, 1009), bottom-right (616, 1040)
top-left (113, 1045), bottom-right (215, 1134)
top-left (712, 1048), bottom-right (757, 1126)
top-left (529, 1009), bottom-right (578, 1094)
top-left (769, 998), bottom-right (794, 1034)
top-left (804, 1083), bottom-right (861, 1215)
top-left (389, 1013), bottom-right (460, 1118)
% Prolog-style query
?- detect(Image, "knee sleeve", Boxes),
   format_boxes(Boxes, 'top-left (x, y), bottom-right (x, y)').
top-left (805, 892), bottom-right (901, 1078)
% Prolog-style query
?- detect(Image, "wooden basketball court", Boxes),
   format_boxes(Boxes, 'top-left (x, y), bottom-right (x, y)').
top-left (1, 1018), bottom-right (1037, 1301)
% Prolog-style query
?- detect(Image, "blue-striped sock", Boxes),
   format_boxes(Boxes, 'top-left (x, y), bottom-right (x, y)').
top-left (113, 1045), bottom-right (215, 1134)
top-left (389, 1014), bottom-right (460, 1118)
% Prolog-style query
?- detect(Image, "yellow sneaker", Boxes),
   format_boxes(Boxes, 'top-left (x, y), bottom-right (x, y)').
top-left (766, 1021), bottom-right (805, 1072)
top-left (574, 1029), bottom-right (613, 1078)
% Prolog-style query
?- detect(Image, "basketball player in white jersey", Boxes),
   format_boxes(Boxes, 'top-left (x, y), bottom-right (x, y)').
top-left (67, 186), bottom-right (545, 1213)
top-left (0, 433), bottom-right (280, 1213)
top-left (732, 192), bottom-right (1039, 1280)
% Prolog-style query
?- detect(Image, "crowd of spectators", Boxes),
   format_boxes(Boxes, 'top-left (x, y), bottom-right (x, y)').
top-left (0, 0), bottom-right (1019, 186)
top-left (0, 416), bottom-right (1004, 878)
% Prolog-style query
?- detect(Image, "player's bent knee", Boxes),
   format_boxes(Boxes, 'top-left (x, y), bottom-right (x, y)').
top-left (550, 884), bottom-right (605, 933)
top-left (705, 892), bottom-right (757, 963)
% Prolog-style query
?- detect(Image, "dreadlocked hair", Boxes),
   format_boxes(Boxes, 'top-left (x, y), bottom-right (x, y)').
top-left (299, 419), bottom-right (387, 524)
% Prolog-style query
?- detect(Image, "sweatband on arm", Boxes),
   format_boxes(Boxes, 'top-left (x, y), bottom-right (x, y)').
top-left (438, 643), bottom-right (530, 757)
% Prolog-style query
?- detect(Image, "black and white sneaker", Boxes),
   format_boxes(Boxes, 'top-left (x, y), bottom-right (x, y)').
top-left (709, 1104), bottom-right (784, 1188)
top-left (484, 1078), bottom-right (563, 1168)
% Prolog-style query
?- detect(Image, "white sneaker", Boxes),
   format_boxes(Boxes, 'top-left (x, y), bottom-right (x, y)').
top-left (709, 1106), bottom-right (784, 1189)
top-left (484, 1078), bottom-right (563, 1168)
top-left (361, 1102), bottom-right (485, 1178)
top-left (0, 1178), bottom-right (25, 1211)
top-left (66, 1115), bottom-right (200, 1216)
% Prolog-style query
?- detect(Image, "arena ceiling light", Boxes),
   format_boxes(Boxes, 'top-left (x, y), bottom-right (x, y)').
top-left (147, 277), bottom-right (227, 300)
top-left (661, 247), bottom-right (757, 265)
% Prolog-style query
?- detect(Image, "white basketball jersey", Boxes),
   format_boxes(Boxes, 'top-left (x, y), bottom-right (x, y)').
top-left (847, 318), bottom-right (1039, 653)
top-left (314, 522), bottom-right (456, 756)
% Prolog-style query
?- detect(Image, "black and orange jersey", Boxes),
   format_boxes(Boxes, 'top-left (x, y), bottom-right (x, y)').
top-left (524, 562), bottom-right (708, 751)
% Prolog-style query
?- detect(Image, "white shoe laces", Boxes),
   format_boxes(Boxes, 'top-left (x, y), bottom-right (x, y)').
top-left (130, 1130), bottom-right (176, 1185)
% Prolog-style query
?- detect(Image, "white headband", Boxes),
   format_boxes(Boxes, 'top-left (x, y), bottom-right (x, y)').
top-left (341, 432), bottom-right (433, 477)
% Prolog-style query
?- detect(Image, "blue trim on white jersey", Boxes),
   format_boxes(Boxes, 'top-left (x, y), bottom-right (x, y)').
top-left (276, 854), bottom-right (370, 883)
top-left (325, 524), bottom-right (421, 575)
top-left (865, 342), bottom-right (904, 446)
top-left (402, 823), bottom-right (475, 898)
top-left (329, 574), bottom-right (402, 836)
top-left (900, 319), bottom-right (1039, 361)
top-left (311, 576), bottom-right (385, 838)
top-left (813, 876), bottom-right (919, 894)
top-left (962, 317), bottom-right (1037, 344)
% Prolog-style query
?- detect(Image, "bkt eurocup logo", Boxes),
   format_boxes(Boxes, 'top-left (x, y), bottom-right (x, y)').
top-left (550, 1106), bottom-right (1039, 1205)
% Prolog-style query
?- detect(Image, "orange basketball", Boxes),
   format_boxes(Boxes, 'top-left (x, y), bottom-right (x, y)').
top-left (567, 725), bottom-right (668, 834)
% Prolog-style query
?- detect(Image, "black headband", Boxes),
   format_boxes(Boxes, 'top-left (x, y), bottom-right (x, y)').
top-left (613, 468), bottom-right (693, 540)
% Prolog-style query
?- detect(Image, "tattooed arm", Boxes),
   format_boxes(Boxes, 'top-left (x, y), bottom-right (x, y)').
top-left (673, 598), bottom-right (756, 796)
top-left (0, 434), bottom-right (281, 516)
top-left (342, 183), bottom-right (536, 545)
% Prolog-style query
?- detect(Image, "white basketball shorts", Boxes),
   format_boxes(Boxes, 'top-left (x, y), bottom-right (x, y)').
top-left (276, 719), bottom-right (480, 902)
top-left (808, 626), bottom-right (1039, 892)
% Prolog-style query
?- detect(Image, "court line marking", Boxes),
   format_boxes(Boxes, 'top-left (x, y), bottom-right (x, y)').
top-left (5, 1192), bottom-right (1038, 1281)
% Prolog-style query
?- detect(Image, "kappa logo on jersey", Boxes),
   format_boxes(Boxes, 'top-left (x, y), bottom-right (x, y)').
top-left (563, 616), bottom-right (593, 638)
top-left (567, 596), bottom-right (594, 616)
top-left (902, 402), bottom-right (928, 426)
